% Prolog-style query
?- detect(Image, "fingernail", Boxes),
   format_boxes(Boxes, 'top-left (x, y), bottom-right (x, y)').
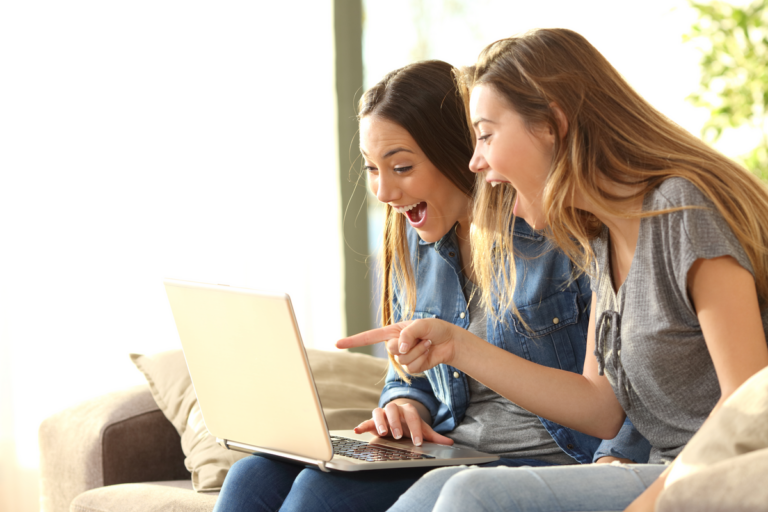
top-left (413, 436), bottom-right (422, 446)
top-left (393, 428), bottom-right (402, 439)
top-left (424, 340), bottom-right (432, 348)
top-left (399, 343), bottom-right (408, 353)
top-left (377, 425), bottom-right (387, 435)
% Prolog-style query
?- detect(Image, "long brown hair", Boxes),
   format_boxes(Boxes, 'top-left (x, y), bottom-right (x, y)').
top-left (467, 28), bottom-right (768, 312)
top-left (359, 60), bottom-right (475, 379)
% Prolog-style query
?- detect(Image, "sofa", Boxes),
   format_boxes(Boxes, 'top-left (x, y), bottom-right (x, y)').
top-left (38, 348), bottom-right (389, 512)
top-left (39, 346), bottom-right (768, 512)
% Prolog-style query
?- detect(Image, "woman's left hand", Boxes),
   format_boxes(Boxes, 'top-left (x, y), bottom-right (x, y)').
top-left (336, 318), bottom-right (468, 374)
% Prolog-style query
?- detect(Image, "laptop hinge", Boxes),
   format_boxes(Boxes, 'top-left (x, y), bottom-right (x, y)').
top-left (221, 439), bottom-right (331, 472)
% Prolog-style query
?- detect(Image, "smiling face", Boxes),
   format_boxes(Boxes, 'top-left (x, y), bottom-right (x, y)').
top-left (469, 84), bottom-right (556, 228)
top-left (360, 115), bottom-right (470, 243)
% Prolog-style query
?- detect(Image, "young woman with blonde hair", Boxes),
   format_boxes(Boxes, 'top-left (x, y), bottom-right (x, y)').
top-left (214, 58), bottom-right (647, 512)
top-left (339, 28), bottom-right (768, 511)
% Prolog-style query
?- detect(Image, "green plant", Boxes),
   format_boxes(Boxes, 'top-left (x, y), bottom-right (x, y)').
top-left (686, 0), bottom-right (768, 178)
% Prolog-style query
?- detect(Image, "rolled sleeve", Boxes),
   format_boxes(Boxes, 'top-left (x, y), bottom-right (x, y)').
top-left (593, 417), bottom-right (651, 463)
top-left (378, 365), bottom-right (442, 422)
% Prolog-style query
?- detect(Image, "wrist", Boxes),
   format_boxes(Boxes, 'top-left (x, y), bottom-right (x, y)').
top-left (447, 326), bottom-right (473, 369)
top-left (390, 398), bottom-right (432, 425)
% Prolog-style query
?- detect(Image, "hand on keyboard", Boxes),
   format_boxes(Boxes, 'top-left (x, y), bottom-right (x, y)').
top-left (353, 398), bottom-right (454, 447)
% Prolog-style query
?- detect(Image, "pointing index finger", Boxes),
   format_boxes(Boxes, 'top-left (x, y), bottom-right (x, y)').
top-left (335, 323), bottom-right (409, 349)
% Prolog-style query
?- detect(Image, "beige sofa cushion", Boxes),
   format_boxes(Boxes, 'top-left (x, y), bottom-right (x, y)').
top-left (658, 366), bottom-right (768, 511)
top-left (70, 480), bottom-right (218, 512)
top-left (130, 349), bottom-right (387, 491)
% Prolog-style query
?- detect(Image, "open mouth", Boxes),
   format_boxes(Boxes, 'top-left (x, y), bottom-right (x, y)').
top-left (405, 202), bottom-right (427, 227)
top-left (392, 201), bottom-right (428, 227)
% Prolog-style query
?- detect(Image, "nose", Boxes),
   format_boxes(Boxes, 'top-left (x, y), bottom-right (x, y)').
top-left (469, 144), bottom-right (487, 174)
top-left (374, 171), bottom-right (400, 204)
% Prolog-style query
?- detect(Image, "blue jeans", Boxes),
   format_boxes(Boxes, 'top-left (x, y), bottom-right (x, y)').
top-left (389, 463), bottom-right (667, 512)
top-left (212, 455), bottom-right (556, 512)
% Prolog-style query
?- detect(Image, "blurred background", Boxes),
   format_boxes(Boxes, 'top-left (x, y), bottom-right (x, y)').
top-left (1, 0), bottom-right (765, 510)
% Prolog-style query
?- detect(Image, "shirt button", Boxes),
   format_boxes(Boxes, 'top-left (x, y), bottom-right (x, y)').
top-left (453, 372), bottom-right (460, 378)
top-left (553, 317), bottom-right (559, 324)
top-left (567, 443), bottom-right (574, 449)
top-left (459, 312), bottom-right (466, 319)
top-left (449, 251), bottom-right (456, 257)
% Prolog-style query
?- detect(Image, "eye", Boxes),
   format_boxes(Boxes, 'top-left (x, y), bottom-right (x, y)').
top-left (393, 166), bottom-right (413, 174)
top-left (477, 134), bottom-right (491, 142)
top-left (364, 165), bottom-right (378, 175)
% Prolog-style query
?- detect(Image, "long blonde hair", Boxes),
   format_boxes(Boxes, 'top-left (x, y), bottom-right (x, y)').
top-left (359, 61), bottom-right (476, 379)
top-left (467, 28), bottom-right (768, 310)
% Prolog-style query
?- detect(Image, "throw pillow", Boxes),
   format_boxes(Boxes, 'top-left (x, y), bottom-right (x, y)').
top-left (130, 348), bottom-right (388, 491)
top-left (657, 365), bottom-right (768, 511)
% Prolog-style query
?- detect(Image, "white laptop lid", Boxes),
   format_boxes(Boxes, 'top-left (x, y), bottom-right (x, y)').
top-left (163, 278), bottom-right (333, 463)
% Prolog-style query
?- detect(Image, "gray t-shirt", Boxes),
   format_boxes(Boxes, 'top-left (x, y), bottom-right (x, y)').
top-left (448, 281), bottom-right (576, 464)
top-left (590, 177), bottom-right (768, 463)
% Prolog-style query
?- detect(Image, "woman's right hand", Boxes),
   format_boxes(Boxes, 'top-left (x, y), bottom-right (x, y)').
top-left (353, 399), bottom-right (454, 447)
top-left (336, 318), bottom-right (469, 374)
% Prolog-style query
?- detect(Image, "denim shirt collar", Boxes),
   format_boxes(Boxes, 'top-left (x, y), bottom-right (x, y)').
top-left (416, 217), bottom-right (544, 247)
top-left (414, 218), bottom-right (546, 274)
top-left (511, 216), bottom-right (546, 242)
top-left (417, 223), bottom-right (460, 247)
top-left (416, 224), bottom-right (463, 271)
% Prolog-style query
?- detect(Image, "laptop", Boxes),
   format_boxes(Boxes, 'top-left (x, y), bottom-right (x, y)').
top-left (163, 278), bottom-right (499, 472)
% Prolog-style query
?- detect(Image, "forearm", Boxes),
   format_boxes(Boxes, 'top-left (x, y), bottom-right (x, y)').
top-left (450, 329), bottom-right (625, 439)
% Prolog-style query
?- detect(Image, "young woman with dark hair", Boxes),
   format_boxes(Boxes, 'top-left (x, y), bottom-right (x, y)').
top-left (213, 58), bottom-right (647, 512)
top-left (340, 29), bottom-right (768, 512)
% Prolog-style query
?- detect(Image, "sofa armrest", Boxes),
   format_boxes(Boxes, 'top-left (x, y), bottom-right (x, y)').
top-left (39, 384), bottom-right (190, 512)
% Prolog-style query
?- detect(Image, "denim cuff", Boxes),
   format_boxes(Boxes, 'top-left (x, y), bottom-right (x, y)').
top-left (378, 384), bottom-right (441, 422)
top-left (592, 417), bottom-right (652, 463)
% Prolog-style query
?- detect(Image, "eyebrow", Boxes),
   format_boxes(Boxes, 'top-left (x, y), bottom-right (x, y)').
top-left (360, 147), bottom-right (415, 159)
top-left (472, 117), bottom-right (496, 127)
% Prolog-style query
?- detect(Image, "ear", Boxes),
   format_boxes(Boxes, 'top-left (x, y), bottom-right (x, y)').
top-left (549, 102), bottom-right (569, 140)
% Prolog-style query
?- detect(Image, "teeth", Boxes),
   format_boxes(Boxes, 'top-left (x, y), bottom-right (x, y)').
top-left (490, 182), bottom-right (499, 188)
top-left (391, 202), bottom-right (420, 214)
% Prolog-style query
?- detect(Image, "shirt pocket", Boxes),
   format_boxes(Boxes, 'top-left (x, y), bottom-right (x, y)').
top-left (411, 311), bottom-right (438, 320)
top-left (512, 291), bottom-right (579, 338)
top-left (511, 291), bottom-right (585, 372)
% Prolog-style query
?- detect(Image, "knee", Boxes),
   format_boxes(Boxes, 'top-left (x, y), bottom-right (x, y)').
top-left (291, 467), bottom-right (324, 489)
top-left (224, 455), bottom-right (279, 486)
top-left (436, 469), bottom-right (528, 512)
top-left (438, 471), bottom-right (493, 510)
top-left (390, 466), bottom-right (471, 512)
top-left (280, 469), bottom-right (336, 511)
top-left (226, 456), bottom-right (260, 481)
top-left (411, 465), bottom-right (469, 490)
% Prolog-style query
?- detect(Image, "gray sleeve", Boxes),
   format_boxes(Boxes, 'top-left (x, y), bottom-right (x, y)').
top-left (651, 179), bottom-right (753, 316)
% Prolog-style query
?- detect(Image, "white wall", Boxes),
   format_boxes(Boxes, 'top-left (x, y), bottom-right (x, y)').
top-left (0, 1), bottom-right (341, 510)
top-left (363, 0), bottom-right (712, 144)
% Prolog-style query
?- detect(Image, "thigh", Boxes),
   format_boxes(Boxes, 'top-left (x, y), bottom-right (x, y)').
top-left (432, 464), bottom-right (667, 512)
top-left (213, 455), bottom-right (303, 512)
top-left (279, 466), bottom-right (433, 512)
top-left (388, 458), bottom-right (555, 512)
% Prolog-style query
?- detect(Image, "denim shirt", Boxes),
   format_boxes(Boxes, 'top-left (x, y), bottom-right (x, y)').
top-left (379, 218), bottom-right (650, 464)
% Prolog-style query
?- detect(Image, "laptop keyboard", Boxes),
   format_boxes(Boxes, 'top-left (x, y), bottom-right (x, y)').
top-left (331, 435), bottom-right (435, 462)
